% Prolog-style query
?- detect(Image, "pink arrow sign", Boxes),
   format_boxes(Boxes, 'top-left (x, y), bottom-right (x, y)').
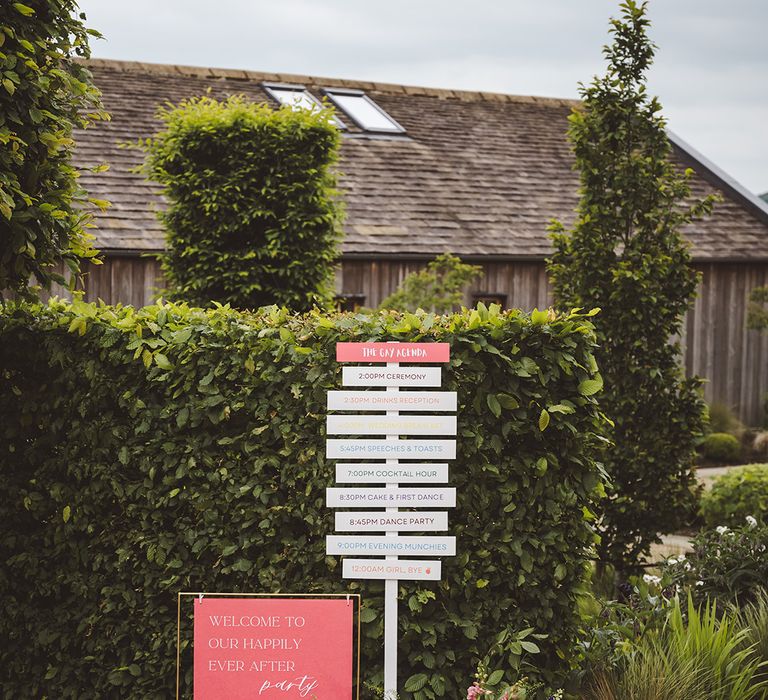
top-left (336, 342), bottom-right (449, 363)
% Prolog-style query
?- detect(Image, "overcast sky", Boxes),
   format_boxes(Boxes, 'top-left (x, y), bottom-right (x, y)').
top-left (78, 0), bottom-right (767, 195)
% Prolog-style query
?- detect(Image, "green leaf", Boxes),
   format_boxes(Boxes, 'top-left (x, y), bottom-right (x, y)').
top-left (154, 353), bottom-right (172, 370)
top-left (486, 394), bottom-right (501, 418)
top-left (486, 669), bottom-right (504, 686)
top-left (520, 640), bottom-right (540, 654)
top-left (62, 505), bottom-right (71, 523)
top-left (476, 578), bottom-right (489, 588)
top-left (13, 3), bottom-right (36, 16)
top-left (538, 408), bottom-right (550, 431)
top-left (531, 308), bottom-right (549, 325)
top-left (578, 374), bottom-right (603, 396)
top-left (497, 394), bottom-right (519, 410)
top-left (520, 550), bottom-right (533, 572)
top-left (404, 673), bottom-right (429, 692)
top-left (359, 608), bottom-right (377, 623)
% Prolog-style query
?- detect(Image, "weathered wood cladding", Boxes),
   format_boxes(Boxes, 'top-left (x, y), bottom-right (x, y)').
top-left (42, 255), bottom-right (164, 309)
top-left (36, 255), bottom-right (768, 425)
top-left (684, 262), bottom-right (768, 426)
top-left (340, 258), bottom-right (768, 425)
top-left (338, 259), bottom-right (552, 310)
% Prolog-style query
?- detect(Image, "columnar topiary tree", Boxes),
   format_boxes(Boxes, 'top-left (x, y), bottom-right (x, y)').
top-left (0, 0), bottom-right (106, 299)
top-left (142, 95), bottom-right (343, 311)
top-left (547, 0), bottom-right (716, 573)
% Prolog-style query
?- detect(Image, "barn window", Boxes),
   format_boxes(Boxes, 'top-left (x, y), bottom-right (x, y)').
top-left (335, 294), bottom-right (366, 312)
top-left (472, 293), bottom-right (507, 309)
top-left (321, 88), bottom-right (405, 134)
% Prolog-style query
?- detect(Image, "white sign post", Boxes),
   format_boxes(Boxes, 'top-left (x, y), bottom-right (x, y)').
top-left (325, 342), bottom-right (456, 699)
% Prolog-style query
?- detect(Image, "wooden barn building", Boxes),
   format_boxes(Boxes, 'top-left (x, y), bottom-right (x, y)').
top-left (68, 59), bottom-right (768, 423)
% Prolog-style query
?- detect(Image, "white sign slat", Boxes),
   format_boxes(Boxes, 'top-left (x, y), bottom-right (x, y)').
top-left (326, 415), bottom-right (456, 436)
top-left (342, 558), bottom-right (441, 581)
top-left (327, 390), bottom-right (457, 412)
top-left (326, 535), bottom-right (456, 557)
top-left (335, 511), bottom-right (449, 532)
top-left (326, 438), bottom-right (456, 460)
top-left (326, 487), bottom-right (456, 508)
top-left (342, 366), bottom-right (441, 388)
top-left (335, 463), bottom-right (449, 484)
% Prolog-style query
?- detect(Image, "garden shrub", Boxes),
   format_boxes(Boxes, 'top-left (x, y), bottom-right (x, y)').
top-left (699, 432), bottom-right (742, 463)
top-left (700, 464), bottom-right (768, 527)
top-left (706, 402), bottom-right (744, 437)
top-left (587, 597), bottom-right (767, 700)
top-left (379, 253), bottom-right (483, 314)
top-left (140, 94), bottom-right (342, 311)
top-left (664, 521), bottom-right (768, 604)
top-left (0, 299), bottom-right (606, 699)
top-left (0, 0), bottom-right (107, 299)
top-left (747, 286), bottom-right (768, 333)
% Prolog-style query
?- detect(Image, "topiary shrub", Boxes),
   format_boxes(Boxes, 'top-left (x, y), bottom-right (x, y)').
top-left (700, 464), bottom-right (768, 528)
top-left (141, 94), bottom-right (342, 311)
top-left (0, 299), bottom-right (606, 699)
top-left (699, 432), bottom-right (742, 464)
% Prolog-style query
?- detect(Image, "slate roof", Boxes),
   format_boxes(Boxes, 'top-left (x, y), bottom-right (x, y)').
top-left (74, 59), bottom-right (768, 261)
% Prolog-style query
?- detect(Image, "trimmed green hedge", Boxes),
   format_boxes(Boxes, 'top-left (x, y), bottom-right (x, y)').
top-left (0, 300), bottom-right (606, 699)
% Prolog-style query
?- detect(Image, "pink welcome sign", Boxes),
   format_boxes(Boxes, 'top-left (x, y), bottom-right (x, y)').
top-left (194, 597), bottom-right (353, 699)
top-left (336, 342), bottom-right (450, 363)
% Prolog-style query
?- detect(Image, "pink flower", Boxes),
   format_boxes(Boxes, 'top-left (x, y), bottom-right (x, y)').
top-left (467, 682), bottom-right (486, 700)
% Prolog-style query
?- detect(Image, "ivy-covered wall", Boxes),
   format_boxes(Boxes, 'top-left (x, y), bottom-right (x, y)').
top-left (0, 300), bottom-right (606, 699)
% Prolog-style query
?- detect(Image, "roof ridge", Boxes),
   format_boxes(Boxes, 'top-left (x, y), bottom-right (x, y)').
top-left (76, 57), bottom-right (581, 108)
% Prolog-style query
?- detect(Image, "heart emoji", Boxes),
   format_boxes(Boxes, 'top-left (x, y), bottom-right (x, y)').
top-left (426, 568), bottom-right (431, 575)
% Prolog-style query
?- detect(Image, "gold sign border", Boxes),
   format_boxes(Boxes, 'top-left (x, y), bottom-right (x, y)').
top-left (176, 591), bottom-right (362, 700)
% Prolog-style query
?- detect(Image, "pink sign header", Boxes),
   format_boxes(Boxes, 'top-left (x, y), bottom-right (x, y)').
top-left (336, 342), bottom-right (450, 363)
top-left (194, 597), bottom-right (353, 700)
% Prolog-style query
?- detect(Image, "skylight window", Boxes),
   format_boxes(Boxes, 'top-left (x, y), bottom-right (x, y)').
top-left (322, 88), bottom-right (405, 134)
top-left (263, 83), bottom-right (345, 128)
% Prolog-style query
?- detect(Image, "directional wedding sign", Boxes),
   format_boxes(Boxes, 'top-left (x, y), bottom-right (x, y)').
top-left (341, 366), bottom-right (442, 387)
top-left (324, 341), bottom-right (457, 696)
top-left (325, 438), bottom-right (457, 460)
top-left (334, 510), bottom-right (449, 531)
top-left (335, 463), bottom-right (450, 484)
top-left (327, 391), bottom-right (457, 412)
